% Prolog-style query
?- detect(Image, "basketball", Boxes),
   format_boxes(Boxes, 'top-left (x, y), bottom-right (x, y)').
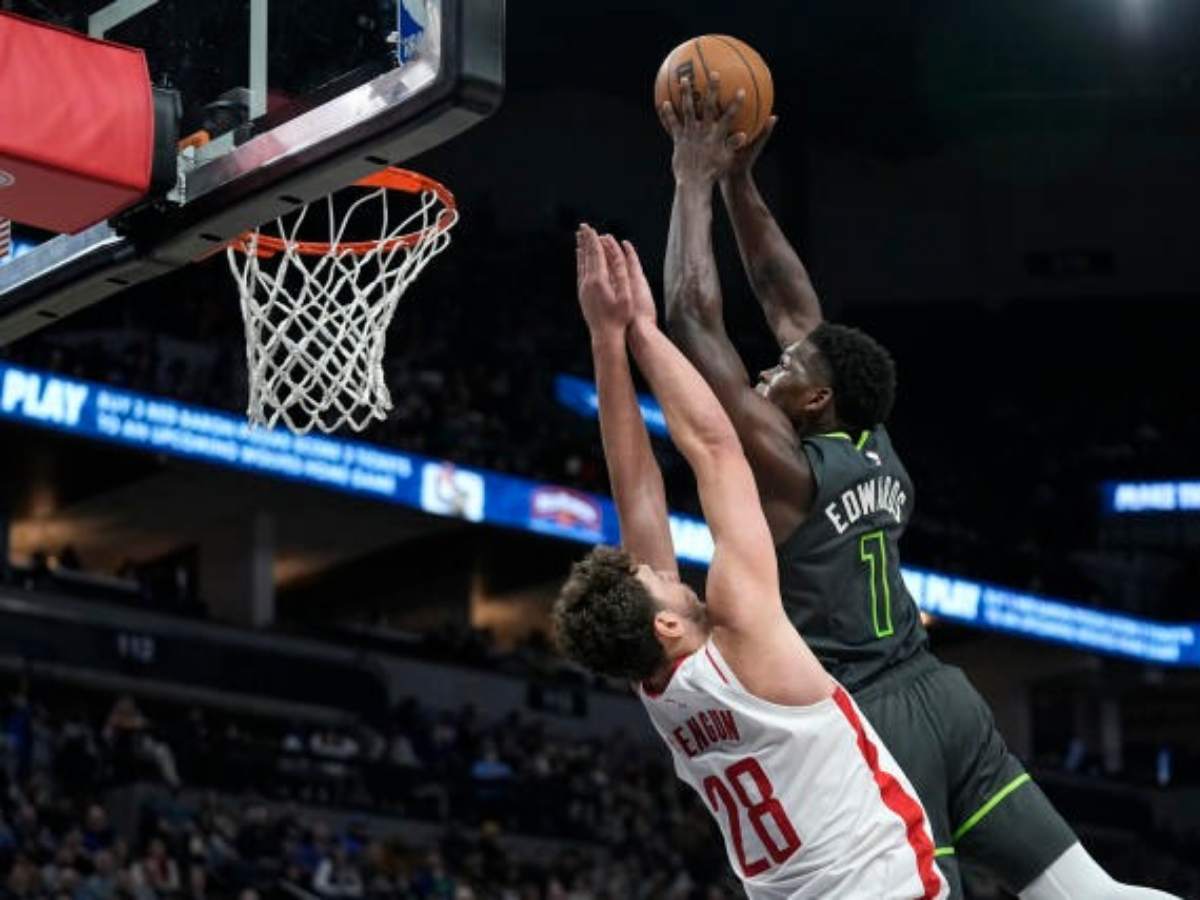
top-left (654, 35), bottom-right (775, 140)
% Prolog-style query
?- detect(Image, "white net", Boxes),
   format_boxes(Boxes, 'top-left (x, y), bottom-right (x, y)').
top-left (227, 178), bottom-right (456, 434)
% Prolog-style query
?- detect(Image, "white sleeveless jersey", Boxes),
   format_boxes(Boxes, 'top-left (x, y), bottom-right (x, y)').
top-left (638, 640), bottom-right (946, 900)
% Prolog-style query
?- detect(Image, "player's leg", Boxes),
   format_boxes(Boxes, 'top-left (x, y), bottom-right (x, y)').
top-left (1018, 843), bottom-right (1181, 899)
top-left (854, 653), bottom-right (964, 900)
top-left (931, 662), bottom-right (1075, 892)
top-left (934, 664), bottom-right (1178, 898)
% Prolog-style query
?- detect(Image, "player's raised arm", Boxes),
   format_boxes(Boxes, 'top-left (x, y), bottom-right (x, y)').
top-left (575, 225), bottom-right (676, 575)
top-left (621, 241), bottom-right (779, 629)
top-left (623, 241), bottom-right (828, 704)
top-left (660, 75), bottom-right (739, 331)
top-left (658, 78), bottom-right (815, 542)
top-left (719, 113), bottom-right (824, 348)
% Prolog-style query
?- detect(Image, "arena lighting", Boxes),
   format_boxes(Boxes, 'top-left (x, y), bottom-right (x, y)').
top-left (1103, 480), bottom-right (1200, 514)
top-left (1118, 0), bottom-right (1155, 32)
top-left (1, 360), bottom-right (1197, 667)
top-left (900, 567), bottom-right (1196, 667)
top-left (555, 374), bottom-right (668, 437)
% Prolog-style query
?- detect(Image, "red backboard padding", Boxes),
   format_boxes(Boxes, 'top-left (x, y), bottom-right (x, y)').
top-left (0, 12), bottom-right (153, 233)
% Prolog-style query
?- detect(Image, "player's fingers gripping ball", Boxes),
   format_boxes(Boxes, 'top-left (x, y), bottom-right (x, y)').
top-left (654, 35), bottom-right (775, 141)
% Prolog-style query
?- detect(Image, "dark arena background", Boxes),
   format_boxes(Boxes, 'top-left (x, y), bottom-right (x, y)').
top-left (1, 0), bottom-right (1199, 898)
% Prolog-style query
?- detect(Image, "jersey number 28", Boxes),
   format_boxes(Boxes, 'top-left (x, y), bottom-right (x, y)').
top-left (703, 758), bottom-right (801, 877)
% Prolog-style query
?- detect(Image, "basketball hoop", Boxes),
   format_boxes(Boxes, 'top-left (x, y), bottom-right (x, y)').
top-left (226, 168), bottom-right (457, 435)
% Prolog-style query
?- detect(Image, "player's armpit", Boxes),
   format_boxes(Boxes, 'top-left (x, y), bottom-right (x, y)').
top-left (711, 624), bottom-right (833, 708)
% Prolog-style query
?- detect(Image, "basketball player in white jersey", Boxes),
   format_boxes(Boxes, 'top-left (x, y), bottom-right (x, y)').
top-left (554, 225), bottom-right (948, 899)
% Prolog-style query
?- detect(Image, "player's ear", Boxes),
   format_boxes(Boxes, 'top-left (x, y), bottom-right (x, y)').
top-left (653, 610), bottom-right (684, 641)
top-left (804, 385), bottom-right (833, 414)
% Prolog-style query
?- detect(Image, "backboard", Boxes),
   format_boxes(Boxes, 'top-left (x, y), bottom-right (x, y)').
top-left (0, 0), bottom-right (504, 343)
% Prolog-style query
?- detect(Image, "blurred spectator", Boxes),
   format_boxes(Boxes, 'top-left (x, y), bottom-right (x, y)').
top-left (388, 732), bottom-right (420, 771)
top-left (83, 806), bottom-right (115, 854)
top-left (77, 849), bottom-right (118, 900)
top-left (130, 838), bottom-right (180, 899)
top-left (54, 715), bottom-right (100, 798)
top-left (312, 847), bottom-right (363, 899)
top-left (410, 851), bottom-right (454, 900)
top-left (103, 698), bottom-right (180, 789)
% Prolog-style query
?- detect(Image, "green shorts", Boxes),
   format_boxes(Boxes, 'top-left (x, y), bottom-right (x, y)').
top-left (854, 650), bottom-right (1077, 897)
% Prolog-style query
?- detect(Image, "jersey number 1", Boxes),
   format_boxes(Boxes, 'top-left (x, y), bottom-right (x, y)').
top-left (860, 530), bottom-right (895, 638)
top-left (703, 758), bottom-right (801, 877)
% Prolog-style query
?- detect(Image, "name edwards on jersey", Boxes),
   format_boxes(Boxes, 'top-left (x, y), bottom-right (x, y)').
top-left (823, 473), bottom-right (909, 535)
top-left (670, 708), bottom-right (740, 758)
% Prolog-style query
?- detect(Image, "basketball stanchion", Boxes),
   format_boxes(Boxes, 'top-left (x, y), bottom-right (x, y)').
top-left (226, 168), bottom-right (457, 435)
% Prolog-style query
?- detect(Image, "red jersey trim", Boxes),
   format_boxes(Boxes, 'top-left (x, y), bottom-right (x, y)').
top-left (640, 652), bottom-right (692, 699)
top-left (832, 687), bottom-right (943, 900)
top-left (704, 646), bottom-right (730, 684)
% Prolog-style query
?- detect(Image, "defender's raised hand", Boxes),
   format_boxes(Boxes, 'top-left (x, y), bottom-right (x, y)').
top-left (619, 240), bottom-right (657, 325)
top-left (595, 232), bottom-right (658, 329)
top-left (658, 71), bottom-right (746, 185)
top-left (576, 224), bottom-right (632, 337)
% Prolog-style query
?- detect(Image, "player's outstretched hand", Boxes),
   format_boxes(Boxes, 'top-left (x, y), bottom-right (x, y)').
top-left (576, 224), bottom-right (633, 337)
top-left (725, 115), bottom-right (777, 180)
top-left (658, 71), bottom-right (746, 186)
top-left (619, 239), bottom-right (657, 325)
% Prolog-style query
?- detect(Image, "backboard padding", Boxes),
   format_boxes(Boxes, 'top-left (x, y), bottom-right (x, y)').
top-left (0, 0), bottom-right (504, 344)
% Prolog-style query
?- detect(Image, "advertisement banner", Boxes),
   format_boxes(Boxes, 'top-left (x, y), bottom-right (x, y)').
top-left (2, 361), bottom-right (1195, 666)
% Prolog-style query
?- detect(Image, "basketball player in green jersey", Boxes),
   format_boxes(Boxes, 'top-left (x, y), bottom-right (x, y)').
top-left (657, 75), bottom-right (1179, 900)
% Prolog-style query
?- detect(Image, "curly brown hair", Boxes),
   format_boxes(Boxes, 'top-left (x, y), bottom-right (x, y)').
top-left (552, 546), bottom-right (667, 681)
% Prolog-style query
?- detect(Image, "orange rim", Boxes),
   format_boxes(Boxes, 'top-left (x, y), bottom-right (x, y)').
top-left (231, 167), bottom-right (457, 258)
top-left (178, 129), bottom-right (212, 152)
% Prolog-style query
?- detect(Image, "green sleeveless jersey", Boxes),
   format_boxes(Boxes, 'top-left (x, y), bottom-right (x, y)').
top-left (776, 425), bottom-right (928, 691)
